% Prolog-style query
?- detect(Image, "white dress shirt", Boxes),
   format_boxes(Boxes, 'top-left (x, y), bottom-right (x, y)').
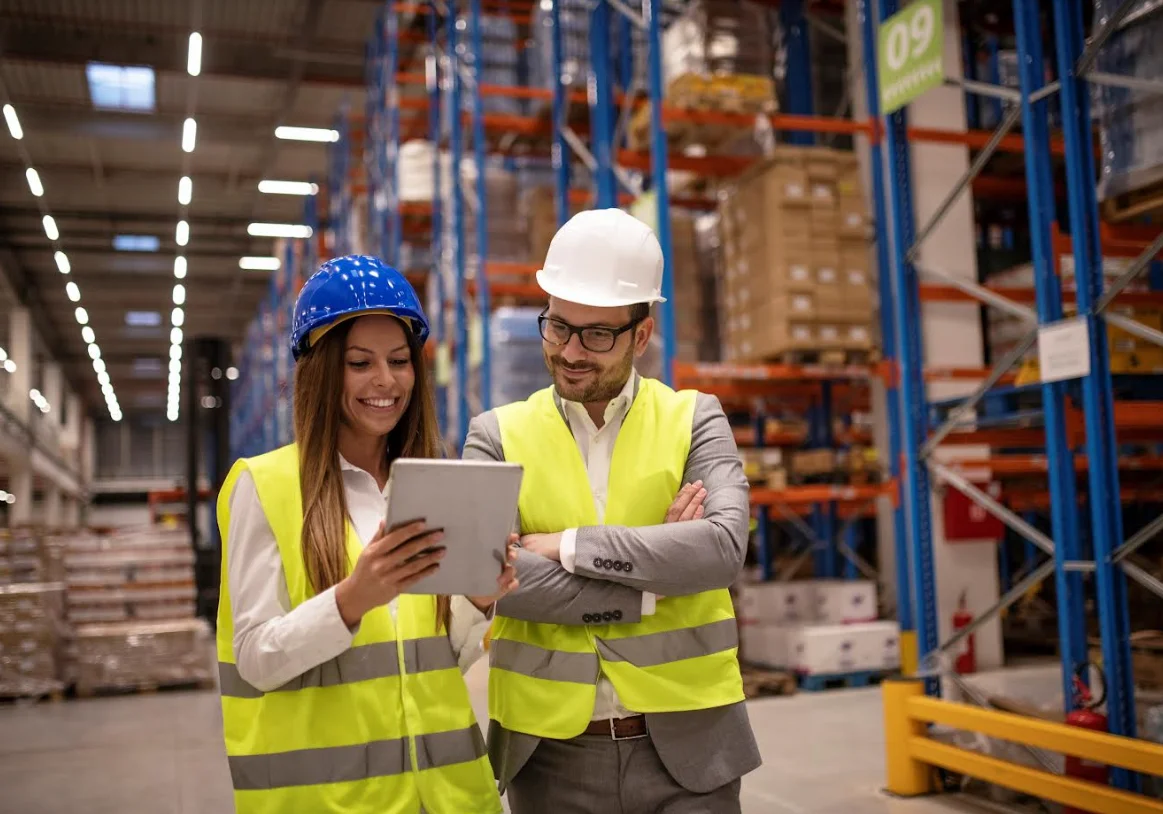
top-left (226, 454), bottom-right (491, 693)
top-left (557, 369), bottom-right (656, 720)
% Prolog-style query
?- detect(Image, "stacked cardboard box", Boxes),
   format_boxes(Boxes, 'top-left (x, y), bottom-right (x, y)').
top-left (0, 530), bottom-right (67, 585)
top-left (662, 0), bottom-right (775, 83)
top-left (72, 619), bottom-right (214, 695)
top-left (737, 579), bottom-right (899, 677)
top-left (720, 147), bottom-right (875, 362)
top-left (0, 583), bottom-right (67, 698)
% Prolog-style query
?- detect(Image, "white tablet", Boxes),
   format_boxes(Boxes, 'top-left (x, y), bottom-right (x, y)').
top-left (384, 458), bottom-right (524, 597)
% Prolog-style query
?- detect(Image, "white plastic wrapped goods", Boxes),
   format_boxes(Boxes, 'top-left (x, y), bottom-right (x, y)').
top-left (489, 307), bottom-right (551, 408)
top-left (789, 621), bottom-right (900, 676)
top-left (812, 579), bottom-right (879, 624)
top-left (739, 623), bottom-right (797, 669)
top-left (737, 581), bottom-right (815, 625)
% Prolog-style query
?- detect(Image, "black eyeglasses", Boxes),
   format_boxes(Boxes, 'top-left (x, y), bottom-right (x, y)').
top-left (537, 310), bottom-right (643, 353)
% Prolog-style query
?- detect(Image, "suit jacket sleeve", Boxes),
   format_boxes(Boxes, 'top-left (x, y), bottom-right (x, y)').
top-left (571, 393), bottom-right (750, 596)
top-left (462, 410), bottom-right (644, 626)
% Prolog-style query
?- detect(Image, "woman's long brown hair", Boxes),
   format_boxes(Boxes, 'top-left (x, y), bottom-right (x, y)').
top-left (292, 317), bottom-right (452, 632)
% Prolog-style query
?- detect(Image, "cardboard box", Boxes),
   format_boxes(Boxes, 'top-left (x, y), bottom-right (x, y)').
top-left (843, 323), bottom-right (875, 351)
top-left (740, 623), bottom-right (798, 668)
top-left (791, 448), bottom-right (835, 477)
top-left (809, 182), bottom-right (837, 208)
top-left (813, 579), bottom-right (879, 624)
top-left (738, 581), bottom-right (816, 624)
top-left (732, 314), bottom-right (815, 361)
top-left (837, 196), bottom-right (871, 238)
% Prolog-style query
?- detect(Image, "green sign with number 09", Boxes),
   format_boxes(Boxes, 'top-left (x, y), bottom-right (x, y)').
top-left (878, 0), bottom-right (944, 114)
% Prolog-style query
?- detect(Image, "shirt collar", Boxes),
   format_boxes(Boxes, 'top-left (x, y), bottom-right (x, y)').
top-left (559, 368), bottom-right (638, 429)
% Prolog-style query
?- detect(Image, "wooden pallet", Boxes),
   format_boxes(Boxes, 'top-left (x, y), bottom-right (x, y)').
top-left (668, 73), bottom-right (777, 116)
top-left (74, 678), bottom-right (216, 699)
top-left (1102, 177), bottom-right (1163, 223)
top-left (797, 669), bottom-right (891, 693)
top-left (764, 349), bottom-right (875, 367)
top-left (741, 663), bottom-right (798, 698)
top-left (0, 688), bottom-right (65, 705)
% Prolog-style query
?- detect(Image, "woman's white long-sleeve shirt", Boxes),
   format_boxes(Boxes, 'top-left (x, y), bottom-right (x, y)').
top-left (226, 454), bottom-right (492, 693)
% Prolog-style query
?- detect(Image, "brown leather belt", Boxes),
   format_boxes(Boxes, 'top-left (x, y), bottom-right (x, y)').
top-left (583, 714), bottom-right (649, 740)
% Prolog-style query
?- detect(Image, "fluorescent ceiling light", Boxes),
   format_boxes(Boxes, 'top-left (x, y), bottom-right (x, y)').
top-left (173, 283), bottom-right (186, 305)
top-left (75, 306), bottom-right (89, 325)
top-left (93, 358), bottom-right (106, 374)
top-left (25, 168), bottom-right (43, 197)
top-left (171, 327), bottom-right (183, 345)
top-left (188, 33), bottom-right (202, 77)
top-left (65, 281), bottom-right (80, 302)
top-left (247, 222), bottom-right (313, 238)
top-left (85, 62), bottom-right (156, 112)
top-left (182, 117), bottom-right (197, 152)
top-left (274, 126), bottom-right (339, 143)
top-left (97, 371), bottom-right (110, 386)
top-left (178, 175), bottom-right (192, 205)
top-left (169, 358), bottom-right (181, 374)
top-left (258, 180), bottom-right (319, 196)
top-left (88, 343), bottom-right (101, 360)
top-left (175, 220), bottom-right (189, 246)
top-left (125, 311), bottom-right (161, 327)
top-left (3, 104), bottom-right (22, 140)
top-left (239, 256), bottom-right (281, 271)
top-left (113, 234), bottom-right (160, 252)
top-left (43, 215), bottom-right (59, 241)
top-left (171, 307), bottom-right (185, 327)
top-left (170, 344), bottom-right (182, 361)
top-left (174, 256), bottom-right (187, 279)
top-left (226, 366), bottom-right (239, 381)
top-left (29, 388), bottom-right (42, 401)
top-left (54, 251), bottom-right (70, 274)
top-left (81, 326), bottom-right (95, 344)
top-left (101, 382), bottom-right (114, 397)
top-left (3, 360), bottom-right (15, 373)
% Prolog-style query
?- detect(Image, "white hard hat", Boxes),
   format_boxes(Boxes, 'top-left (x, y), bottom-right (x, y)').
top-left (535, 208), bottom-right (667, 308)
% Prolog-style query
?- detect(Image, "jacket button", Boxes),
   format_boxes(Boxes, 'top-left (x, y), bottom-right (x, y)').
top-left (582, 613), bottom-right (593, 623)
top-left (602, 612), bottom-right (613, 622)
top-left (613, 561), bottom-right (624, 571)
top-left (613, 610), bottom-right (623, 621)
top-left (593, 557), bottom-right (603, 569)
top-left (624, 562), bottom-right (633, 573)
top-left (602, 558), bottom-right (614, 569)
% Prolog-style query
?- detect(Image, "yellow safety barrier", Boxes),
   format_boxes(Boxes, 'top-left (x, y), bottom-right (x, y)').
top-left (884, 678), bottom-right (1163, 814)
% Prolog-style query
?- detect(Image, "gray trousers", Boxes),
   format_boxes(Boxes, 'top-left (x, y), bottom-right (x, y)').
top-left (505, 733), bottom-right (742, 814)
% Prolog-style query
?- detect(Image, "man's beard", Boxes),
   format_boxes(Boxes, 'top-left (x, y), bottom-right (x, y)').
top-left (546, 346), bottom-right (634, 404)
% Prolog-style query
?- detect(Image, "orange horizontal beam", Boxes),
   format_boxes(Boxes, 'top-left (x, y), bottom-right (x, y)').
top-left (964, 454), bottom-right (1163, 477)
top-left (734, 427), bottom-right (873, 447)
top-left (750, 482), bottom-right (895, 507)
top-left (919, 284), bottom-right (1163, 309)
top-left (1008, 487), bottom-right (1163, 511)
top-left (485, 262), bottom-right (538, 279)
top-left (674, 362), bottom-right (877, 386)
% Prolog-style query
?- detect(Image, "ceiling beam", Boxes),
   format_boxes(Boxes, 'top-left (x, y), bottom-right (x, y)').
top-left (0, 17), bottom-right (366, 88)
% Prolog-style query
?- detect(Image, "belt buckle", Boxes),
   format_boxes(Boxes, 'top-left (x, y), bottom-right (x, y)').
top-left (609, 716), bottom-right (647, 741)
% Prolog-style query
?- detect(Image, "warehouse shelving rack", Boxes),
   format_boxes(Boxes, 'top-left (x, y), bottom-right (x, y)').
top-left (859, 0), bottom-right (1163, 788)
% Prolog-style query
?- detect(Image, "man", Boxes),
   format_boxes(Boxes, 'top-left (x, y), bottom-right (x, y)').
top-left (463, 208), bottom-right (761, 812)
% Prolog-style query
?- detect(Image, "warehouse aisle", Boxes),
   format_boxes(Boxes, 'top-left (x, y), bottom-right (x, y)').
top-left (0, 659), bottom-right (1057, 813)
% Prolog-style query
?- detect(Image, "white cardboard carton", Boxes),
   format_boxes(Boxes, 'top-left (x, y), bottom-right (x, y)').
top-left (811, 579), bottom-right (879, 624)
top-left (739, 623), bottom-right (798, 668)
top-left (789, 620), bottom-right (901, 676)
top-left (737, 582), bottom-right (816, 625)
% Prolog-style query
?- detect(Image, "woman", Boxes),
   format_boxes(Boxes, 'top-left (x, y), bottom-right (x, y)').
top-left (216, 255), bottom-right (515, 814)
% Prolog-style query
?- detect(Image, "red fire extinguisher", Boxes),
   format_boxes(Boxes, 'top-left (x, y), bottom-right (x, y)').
top-left (1064, 662), bottom-right (1109, 814)
top-left (952, 591), bottom-right (976, 674)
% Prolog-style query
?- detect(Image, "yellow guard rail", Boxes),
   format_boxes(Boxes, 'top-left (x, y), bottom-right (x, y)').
top-left (884, 678), bottom-right (1163, 814)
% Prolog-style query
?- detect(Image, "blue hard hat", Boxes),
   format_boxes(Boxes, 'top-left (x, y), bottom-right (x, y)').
top-left (290, 255), bottom-right (429, 360)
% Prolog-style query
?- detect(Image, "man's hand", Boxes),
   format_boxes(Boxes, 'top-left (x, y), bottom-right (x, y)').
top-left (520, 531), bottom-right (563, 561)
top-left (665, 480), bottom-right (706, 523)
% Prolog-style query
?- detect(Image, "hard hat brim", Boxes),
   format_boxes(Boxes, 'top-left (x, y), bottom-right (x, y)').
top-left (535, 269), bottom-right (667, 308)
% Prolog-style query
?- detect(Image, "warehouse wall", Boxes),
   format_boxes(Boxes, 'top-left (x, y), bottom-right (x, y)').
top-left (846, 0), bottom-right (1003, 674)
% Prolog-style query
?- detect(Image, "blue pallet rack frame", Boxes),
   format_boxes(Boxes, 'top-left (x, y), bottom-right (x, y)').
top-left (865, 0), bottom-right (1163, 781)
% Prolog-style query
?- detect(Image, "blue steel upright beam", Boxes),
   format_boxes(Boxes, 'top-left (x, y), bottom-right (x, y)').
top-left (386, 5), bottom-right (403, 268)
top-left (428, 1), bottom-right (447, 436)
top-left (644, 0), bottom-right (675, 387)
top-left (469, 0), bottom-right (491, 414)
top-left (780, 0), bottom-right (815, 146)
top-left (874, 0), bottom-right (939, 690)
top-left (1051, 0), bottom-right (1137, 779)
top-left (365, 28), bottom-right (383, 260)
top-left (858, 0), bottom-right (912, 665)
top-left (589, 1), bottom-right (618, 208)
top-left (1011, 0), bottom-right (1088, 713)
top-left (549, 0), bottom-right (571, 227)
top-left (449, 6), bottom-right (470, 448)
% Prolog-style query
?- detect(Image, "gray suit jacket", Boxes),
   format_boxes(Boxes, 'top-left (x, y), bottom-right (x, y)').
top-left (462, 380), bottom-right (762, 795)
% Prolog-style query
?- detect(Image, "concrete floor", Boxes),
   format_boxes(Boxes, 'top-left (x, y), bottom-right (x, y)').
top-left (0, 659), bottom-right (1062, 813)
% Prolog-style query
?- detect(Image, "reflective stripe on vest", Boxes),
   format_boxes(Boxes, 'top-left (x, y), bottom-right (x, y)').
top-left (216, 444), bottom-right (501, 814)
top-left (489, 380), bottom-right (745, 740)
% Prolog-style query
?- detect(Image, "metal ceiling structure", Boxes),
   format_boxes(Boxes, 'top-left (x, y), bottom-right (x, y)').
top-left (0, 0), bottom-right (378, 418)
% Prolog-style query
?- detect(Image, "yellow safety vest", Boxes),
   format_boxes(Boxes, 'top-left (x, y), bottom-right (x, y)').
top-left (488, 378), bottom-right (745, 739)
top-left (216, 444), bottom-right (501, 814)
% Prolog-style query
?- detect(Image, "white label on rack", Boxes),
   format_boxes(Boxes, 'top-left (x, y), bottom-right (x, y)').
top-left (1037, 317), bottom-right (1091, 383)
